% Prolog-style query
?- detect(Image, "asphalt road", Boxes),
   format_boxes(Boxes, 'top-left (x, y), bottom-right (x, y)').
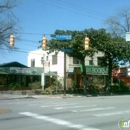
top-left (0, 95), bottom-right (130, 130)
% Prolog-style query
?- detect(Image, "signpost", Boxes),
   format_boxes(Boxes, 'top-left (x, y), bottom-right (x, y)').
top-left (56, 35), bottom-right (72, 96)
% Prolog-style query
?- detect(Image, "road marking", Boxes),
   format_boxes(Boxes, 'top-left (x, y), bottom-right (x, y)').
top-left (19, 112), bottom-right (101, 130)
top-left (94, 110), bottom-right (130, 117)
top-left (29, 104), bottom-right (38, 106)
top-left (41, 103), bottom-right (78, 108)
top-left (72, 107), bottom-right (115, 113)
top-left (55, 105), bottom-right (97, 110)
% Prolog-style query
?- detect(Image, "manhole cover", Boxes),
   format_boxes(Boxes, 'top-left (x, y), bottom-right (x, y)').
top-left (0, 108), bottom-right (10, 114)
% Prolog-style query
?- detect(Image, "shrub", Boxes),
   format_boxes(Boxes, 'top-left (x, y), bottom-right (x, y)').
top-left (9, 82), bottom-right (21, 90)
top-left (42, 87), bottom-right (54, 95)
top-left (30, 81), bottom-right (41, 90)
top-left (111, 80), bottom-right (129, 94)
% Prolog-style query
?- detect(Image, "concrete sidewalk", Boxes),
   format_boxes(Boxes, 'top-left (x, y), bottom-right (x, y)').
top-left (0, 94), bottom-right (83, 100)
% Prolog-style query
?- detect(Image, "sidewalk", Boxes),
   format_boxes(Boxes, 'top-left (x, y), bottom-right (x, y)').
top-left (0, 94), bottom-right (84, 100)
top-left (0, 94), bottom-right (31, 100)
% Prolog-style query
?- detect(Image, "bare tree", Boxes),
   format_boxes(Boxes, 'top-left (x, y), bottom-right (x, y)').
top-left (105, 6), bottom-right (130, 37)
top-left (0, 0), bottom-right (19, 50)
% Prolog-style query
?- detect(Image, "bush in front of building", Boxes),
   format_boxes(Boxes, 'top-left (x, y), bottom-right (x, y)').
top-left (42, 87), bottom-right (54, 94)
top-left (9, 82), bottom-right (21, 90)
top-left (30, 81), bottom-right (41, 90)
top-left (111, 80), bottom-right (130, 94)
top-left (42, 81), bottom-right (63, 95)
top-left (87, 78), bottom-right (105, 95)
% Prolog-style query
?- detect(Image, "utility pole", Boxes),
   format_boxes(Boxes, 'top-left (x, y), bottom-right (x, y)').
top-left (41, 36), bottom-right (47, 90)
top-left (41, 55), bottom-right (45, 90)
top-left (64, 52), bottom-right (66, 96)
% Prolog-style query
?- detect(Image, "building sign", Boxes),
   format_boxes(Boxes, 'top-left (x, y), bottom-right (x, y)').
top-left (0, 67), bottom-right (43, 75)
top-left (44, 61), bottom-right (50, 73)
top-left (80, 65), bottom-right (108, 75)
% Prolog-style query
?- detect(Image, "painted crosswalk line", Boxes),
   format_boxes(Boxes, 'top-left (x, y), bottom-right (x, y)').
top-left (72, 107), bottom-right (115, 113)
top-left (19, 112), bottom-right (101, 130)
top-left (94, 110), bottom-right (130, 117)
top-left (41, 103), bottom-right (78, 108)
top-left (55, 105), bottom-right (97, 110)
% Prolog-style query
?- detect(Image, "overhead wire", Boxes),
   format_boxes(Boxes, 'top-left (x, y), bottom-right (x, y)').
top-left (37, 0), bottom-right (109, 21)
top-left (10, 0), bottom-right (112, 48)
top-left (52, 0), bottom-right (110, 18)
top-left (4, 0), bottom-right (114, 54)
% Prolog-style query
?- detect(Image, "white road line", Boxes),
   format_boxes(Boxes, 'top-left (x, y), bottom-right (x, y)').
top-left (29, 102), bottom-right (67, 107)
top-left (41, 103), bottom-right (78, 108)
top-left (72, 107), bottom-right (115, 113)
top-left (94, 110), bottom-right (130, 117)
top-left (29, 104), bottom-right (38, 106)
top-left (19, 112), bottom-right (101, 130)
top-left (55, 105), bottom-right (97, 110)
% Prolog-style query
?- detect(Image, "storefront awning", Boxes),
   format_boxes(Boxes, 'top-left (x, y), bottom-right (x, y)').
top-left (80, 65), bottom-right (108, 75)
top-left (45, 71), bottom-right (58, 76)
top-left (0, 67), bottom-right (43, 75)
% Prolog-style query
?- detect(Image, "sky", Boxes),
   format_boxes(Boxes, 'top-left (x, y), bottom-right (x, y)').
top-left (1, 0), bottom-right (130, 66)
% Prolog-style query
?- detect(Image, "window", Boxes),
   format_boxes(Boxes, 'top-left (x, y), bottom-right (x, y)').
top-left (52, 55), bottom-right (57, 64)
top-left (41, 57), bottom-right (44, 64)
top-left (31, 59), bottom-right (35, 67)
top-left (46, 56), bottom-right (49, 61)
top-left (97, 57), bottom-right (103, 66)
top-left (89, 60), bottom-right (93, 65)
top-left (73, 57), bottom-right (80, 64)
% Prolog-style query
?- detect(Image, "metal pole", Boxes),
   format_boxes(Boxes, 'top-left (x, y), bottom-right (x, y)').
top-left (64, 52), bottom-right (66, 96)
top-left (41, 55), bottom-right (45, 90)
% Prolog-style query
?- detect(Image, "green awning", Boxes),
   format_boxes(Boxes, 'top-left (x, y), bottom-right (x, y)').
top-left (0, 67), bottom-right (43, 75)
top-left (80, 65), bottom-right (108, 75)
top-left (45, 71), bottom-right (58, 76)
top-left (0, 67), bottom-right (58, 76)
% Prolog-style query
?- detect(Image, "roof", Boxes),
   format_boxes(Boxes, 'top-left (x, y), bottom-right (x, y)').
top-left (45, 71), bottom-right (58, 76)
top-left (0, 61), bottom-right (28, 68)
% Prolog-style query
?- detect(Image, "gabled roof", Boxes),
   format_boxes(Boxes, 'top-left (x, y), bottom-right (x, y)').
top-left (0, 61), bottom-right (28, 68)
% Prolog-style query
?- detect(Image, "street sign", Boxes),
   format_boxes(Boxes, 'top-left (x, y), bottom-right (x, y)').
top-left (61, 49), bottom-right (73, 53)
top-left (56, 35), bottom-right (72, 40)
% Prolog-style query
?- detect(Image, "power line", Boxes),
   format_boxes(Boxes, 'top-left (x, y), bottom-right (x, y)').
top-left (52, 0), bottom-right (110, 18)
top-left (18, 32), bottom-right (52, 36)
top-left (37, 0), bottom-right (108, 21)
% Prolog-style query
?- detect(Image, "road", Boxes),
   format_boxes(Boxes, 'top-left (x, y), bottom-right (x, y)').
top-left (0, 95), bottom-right (130, 130)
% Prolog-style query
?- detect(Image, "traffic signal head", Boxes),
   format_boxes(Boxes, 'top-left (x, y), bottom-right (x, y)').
top-left (42, 36), bottom-right (47, 49)
top-left (85, 36), bottom-right (90, 50)
top-left (9, 35), bottom-right (15, 47)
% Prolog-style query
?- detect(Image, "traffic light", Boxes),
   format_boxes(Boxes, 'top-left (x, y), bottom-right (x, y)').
top-left (85, 36), bottom-right (90, 50)
top-left (9, 34), bottom-right (15, 47)
top-left (42, 36), bottom-right (47, 49)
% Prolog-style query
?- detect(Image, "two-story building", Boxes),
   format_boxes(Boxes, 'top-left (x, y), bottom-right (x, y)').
top-left (28, 49), bottom-right (107, 89)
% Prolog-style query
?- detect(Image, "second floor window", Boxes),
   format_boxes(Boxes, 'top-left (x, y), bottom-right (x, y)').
top-left (73, 57), bottom-right (80, 64)
top-left (97, 57), bottom-right (103, 66)
top-left (52, 54), bottom-right (57, 65)
top-left (31, 59), bottom-right (35, 67)
top-left (46, 56), bottom-right (49, 61)
top-left (89, 60), bottom-right (93, 65)
top-left (41, 57), bottom-right (44, 64)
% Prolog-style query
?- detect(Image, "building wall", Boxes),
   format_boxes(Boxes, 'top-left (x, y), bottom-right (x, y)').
top-left (28, 49), bottom-right (104, 78)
